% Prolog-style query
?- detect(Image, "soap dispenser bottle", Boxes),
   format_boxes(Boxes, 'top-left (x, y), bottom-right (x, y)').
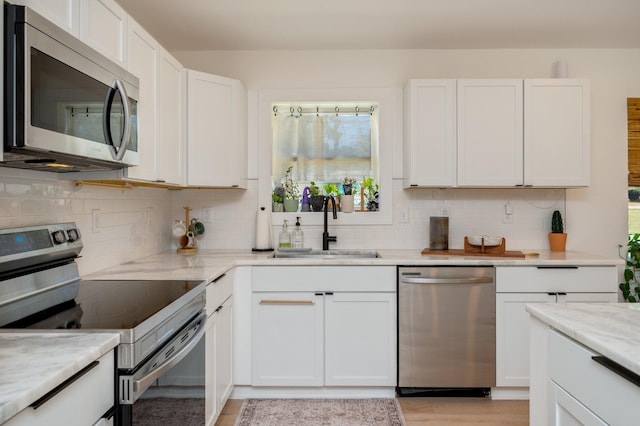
top-left (292, 216), bottom-right (304, 248)
top-left (279, 219), bottom-right (291, 248)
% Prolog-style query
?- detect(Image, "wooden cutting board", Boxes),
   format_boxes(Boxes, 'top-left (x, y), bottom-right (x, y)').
top-left (421, 248), bottom-right (526, 258)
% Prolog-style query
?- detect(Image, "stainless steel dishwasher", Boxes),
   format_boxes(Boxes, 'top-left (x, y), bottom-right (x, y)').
top-left (398, 266), bottom-right (496, 395)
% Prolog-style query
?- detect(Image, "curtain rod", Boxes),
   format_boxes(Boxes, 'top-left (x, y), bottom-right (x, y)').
top-left (273, 105), bottom-right (376, 116)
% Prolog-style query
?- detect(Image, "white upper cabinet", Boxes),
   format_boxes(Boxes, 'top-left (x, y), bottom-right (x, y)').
top-left (16, 0), bottom-right (80, 36)
top-left (125, 19), bottom-right (185, 185)
top-left (404, 78), bottom-right (590, 188)
top-left (403, 79), bottom-right (456, 187)
top-left (457, 79), bottom-right (524, 187)
top-left (186, 70), bottom-right (248, 188)
top-left (79, 0), bottom-right (128, 68)
top-left (524, 79), bottom-right (590, 187)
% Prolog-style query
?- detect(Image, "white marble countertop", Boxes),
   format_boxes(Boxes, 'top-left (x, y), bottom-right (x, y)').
top-left (526, 303), bottom-right (640, 376)
top-left (0, 332), bottom-right (119, 424)
top-left (85, 248), bottom-right (622, 283)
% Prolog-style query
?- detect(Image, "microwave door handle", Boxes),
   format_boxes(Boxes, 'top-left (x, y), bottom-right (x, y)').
top-left (102, 79), bottom-right (131, 161)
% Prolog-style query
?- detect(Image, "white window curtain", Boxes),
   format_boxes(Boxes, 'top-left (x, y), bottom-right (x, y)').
top-left (272, 112), bottom-right (376, 185)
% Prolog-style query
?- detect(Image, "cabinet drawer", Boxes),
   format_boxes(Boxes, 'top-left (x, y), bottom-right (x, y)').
top-left (207, 272), bottom-right (233, 313)
top-left (252, 266), bottom-right (395, 292)
top-left (496, 266), bottom-right (616, 293)
top-left (6, 350), bottom-right (114, 426)
top-left (549, 330), bottom-right (640, 426)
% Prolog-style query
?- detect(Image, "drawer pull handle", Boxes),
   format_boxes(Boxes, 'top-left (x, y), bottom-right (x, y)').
top-left (30, 360), bottom-right (100, 409)
top-left (592, 356), bottom-right (640, 388)
top-left (536, 266), bottom-right (579, 269)
top-left (259, 299), bottom-right (314, 305)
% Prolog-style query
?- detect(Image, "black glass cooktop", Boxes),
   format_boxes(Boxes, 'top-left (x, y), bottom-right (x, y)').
top-left (2, 279), bottom-right (205, 330)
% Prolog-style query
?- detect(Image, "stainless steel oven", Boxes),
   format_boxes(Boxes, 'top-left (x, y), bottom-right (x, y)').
top-left (3, 3), bottom-right (139, 172)
top-left (0, 223), bottom-right (207, 426)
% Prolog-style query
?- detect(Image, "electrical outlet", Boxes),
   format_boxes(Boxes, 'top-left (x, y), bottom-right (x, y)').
top-left (202, 208), bottom-right (214, 223)
top-left (502, 203), bottom-right (513, 224)
top-left (398, 208), bottom-right (409, 223)
top-left (92, 209), bottom-right (100, 232)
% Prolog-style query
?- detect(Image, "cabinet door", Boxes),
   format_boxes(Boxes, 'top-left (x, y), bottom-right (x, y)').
top-left (252, 292), bottom-right (323, 386)
top-left (155, 49), bottom-right (185, 185)
top-left (550, 382), bottom-right (607, 426)
top-left (125, 19), bottom-right (157, 181)
top-left (19, 0), bottom-right (80, 36)
top-left (496, 293), bottom-right (555, 387)
top-left (79, 0), bottom-right (127, 67)
top-left (205, 308), bottom-right (217, 426)
top-left (214, 297), bottom-right (233, 420)
top-left (457, 79), bottom-right (523, 187)
top-left (403, 79), bottom-right (456, 187)
top-left (186, 70), bottom-right (247, 188)
top-left (325, 292), bottom-right (396, 386)
top-left (524, 79), bottom-right (590, 187)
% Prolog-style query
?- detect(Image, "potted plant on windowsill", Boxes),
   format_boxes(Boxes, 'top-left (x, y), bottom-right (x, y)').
top-left (548, 210), bottom-right (567, 251)
top-left (362, 177), bottom-right (379, 212)
top-left (309, 181), bottom-right (325, 212)
top-left (323, 183), bottom-right (340, 210)
top-left (341, 177), bottom-right (357, 213)
top-left (283, 166), bottom-right (300, 212)
top-left (272, 187), bottom-right (284, 212)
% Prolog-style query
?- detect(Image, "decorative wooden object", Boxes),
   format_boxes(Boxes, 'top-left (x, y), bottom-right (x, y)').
top-left (421, 237), bottom-right (525, 258)
top-left (464, 236), bottom-right (506, 254)
top-left (177, 206), bottom-right (197, 254)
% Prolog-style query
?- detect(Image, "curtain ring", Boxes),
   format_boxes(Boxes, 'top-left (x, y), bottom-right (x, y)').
top-left (273, 106), bottom-right (278, 116)
top-left (335, 106), bottom-right (339, 116)
top-left (290, 106), bottom-right (295, 117)
top-left (297, 106), bottom-right (302, 115)
top-left (316, 106), bottom-right (319, 117)
top-left (355, 106), bottom-right (359, 116)
top-left (370, 105), bottom-right (375, 116)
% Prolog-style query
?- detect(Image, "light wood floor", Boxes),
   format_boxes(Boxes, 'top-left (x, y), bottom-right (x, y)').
top-left (214, 397), bottom-right (529, 425)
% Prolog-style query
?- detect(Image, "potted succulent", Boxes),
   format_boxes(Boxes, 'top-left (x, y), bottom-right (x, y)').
top-left (362, 177), bottom-right (379, 212)
top-left (619, 233), bottom-right (640, 302)
top-left (283, 166), bottom-right (300, 212)
top-left (548, 210), bottom-right (567, 251)
top-left (309, 181), bottom-right (325, 212)
top-left (272, 186), bottom-right (284, 212)
top-left (341, 177), bottom-right (357, 213)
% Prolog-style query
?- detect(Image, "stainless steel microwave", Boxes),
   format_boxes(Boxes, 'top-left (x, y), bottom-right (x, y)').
top-left (3, 3), bottom-right (140, 172)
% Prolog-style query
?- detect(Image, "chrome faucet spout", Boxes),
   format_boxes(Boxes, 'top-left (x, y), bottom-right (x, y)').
top-left (322, 196), bottom-right (338, 250)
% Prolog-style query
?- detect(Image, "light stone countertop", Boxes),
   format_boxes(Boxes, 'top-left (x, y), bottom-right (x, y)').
top-left (84, 248), bottom-right (623, 283)
top-left (526, 303), bottom-right (640, 376)
top-left (0, 332), bottom-right (119, 424)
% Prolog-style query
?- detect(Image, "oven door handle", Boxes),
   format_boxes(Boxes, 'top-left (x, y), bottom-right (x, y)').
top-left (125, 312), bottom-right (207, 403)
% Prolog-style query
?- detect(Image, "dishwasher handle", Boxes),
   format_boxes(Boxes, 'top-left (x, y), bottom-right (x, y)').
top-left (400, 276), bottom-right (494, 285)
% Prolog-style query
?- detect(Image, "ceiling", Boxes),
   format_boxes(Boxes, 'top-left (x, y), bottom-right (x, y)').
top-left (115, 0), bottom-right (640, 51)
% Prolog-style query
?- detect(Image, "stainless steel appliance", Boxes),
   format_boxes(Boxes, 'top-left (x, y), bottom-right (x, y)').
top-left (0, 223), bottom-right (206, 425)
top-left (397, 266), bottom-right (496, 396)
top-left (3, 4), bottom-right (140, 172)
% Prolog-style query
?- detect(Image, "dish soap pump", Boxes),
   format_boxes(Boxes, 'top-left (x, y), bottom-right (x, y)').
top-left (292, 216), bottom-right (304, 248)
top-left (279, 219), bottom-right (291, 248)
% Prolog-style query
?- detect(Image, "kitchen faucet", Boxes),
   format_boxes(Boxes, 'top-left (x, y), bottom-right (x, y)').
top-left (323, 195), bottom-right (337, 250)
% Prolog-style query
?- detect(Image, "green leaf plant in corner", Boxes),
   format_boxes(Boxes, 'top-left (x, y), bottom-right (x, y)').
top-left (619, 233), bottom-right (640, 302)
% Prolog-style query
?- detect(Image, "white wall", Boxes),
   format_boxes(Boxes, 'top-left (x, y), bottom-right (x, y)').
top-left (174, 48), bottom-right (639, 255)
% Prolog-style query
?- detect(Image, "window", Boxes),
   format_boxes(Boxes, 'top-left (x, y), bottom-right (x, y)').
top-left (629, 98), bottom-right (640, 234)
top-left (271, 103), bottom-right (379, 199)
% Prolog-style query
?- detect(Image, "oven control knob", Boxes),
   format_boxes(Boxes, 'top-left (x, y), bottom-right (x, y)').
top-left (67, 229), bottom-right (79, 242)
top-left (51, 230), bottom-right (67, 245)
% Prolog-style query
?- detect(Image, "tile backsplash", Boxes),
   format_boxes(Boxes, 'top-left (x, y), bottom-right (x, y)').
top-left (0, 173), bottom-right (565, 276)
top-left (0, 173), bottom-right (172, 276)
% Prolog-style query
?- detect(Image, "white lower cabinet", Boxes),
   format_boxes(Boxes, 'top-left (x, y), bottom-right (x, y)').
top-left (205, 273), bottom-right (233, 426)
top-left (6, 350), bottom-right (115, 426)
top-left (251, 266), bottom-right (396, 388)
top-left (495, 266), bottom-right (617, 388)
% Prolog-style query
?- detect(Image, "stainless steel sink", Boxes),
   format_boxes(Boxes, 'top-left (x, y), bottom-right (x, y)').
top-left (274, 249), bottom-right (380, 259)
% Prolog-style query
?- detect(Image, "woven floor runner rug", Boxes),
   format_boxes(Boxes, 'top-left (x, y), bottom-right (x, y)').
top-left (234, 398), bottom-right (407, 426)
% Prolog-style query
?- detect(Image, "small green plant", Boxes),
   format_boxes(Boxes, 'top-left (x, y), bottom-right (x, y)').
top-left (309, 181), bottom-right (321, 197)
top-left (620, 233), bottom-right (640, 302)
top-left (342, 177), bottom-right (356, 195)
top-left (272, 186), bottom-right (285, 203)
top-left (551, 210), bottom-right (564, 233)
top-left (272, 193), bottom-right (283, 204)
top-left (323, 183), bottom-right (340, 198)
top-left (362, 177), bottom-right (378, 201)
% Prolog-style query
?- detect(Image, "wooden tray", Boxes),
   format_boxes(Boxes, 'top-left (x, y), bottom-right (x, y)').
top-left (421, 248), bottom-right (525, 258)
